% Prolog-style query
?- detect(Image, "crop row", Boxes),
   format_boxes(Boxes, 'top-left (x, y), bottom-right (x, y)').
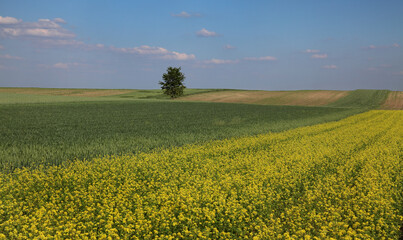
top-left (0, 110), bottom-right (401, 239)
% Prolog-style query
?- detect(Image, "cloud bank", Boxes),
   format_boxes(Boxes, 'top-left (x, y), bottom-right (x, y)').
top-left (0, 16), bottom-right (22, 24)
top-left (0, 16), bottom-right (196, 61)
top-left (111, 45), bottom-right (195, 60)
top-left (0, 17), bottom-right (74, 39)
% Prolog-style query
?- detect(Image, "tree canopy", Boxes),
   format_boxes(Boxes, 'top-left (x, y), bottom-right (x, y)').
top-left (159, 67), bottom-right (186, 98)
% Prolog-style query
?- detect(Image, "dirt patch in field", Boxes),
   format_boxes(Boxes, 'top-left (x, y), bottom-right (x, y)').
top-left (180, 90), bottom-right (348, 106)
top-left (0, 88), bottom-right (132, 97)
top-left (380, 91), bottom-right (403, 110)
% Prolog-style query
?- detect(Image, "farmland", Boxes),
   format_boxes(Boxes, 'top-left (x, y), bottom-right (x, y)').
top-left (2, 0), bottom-right (402, 238)
top-left (0, 110), bottom-right (401, 239)
top-left (0, 88), bottom-right (402, 239)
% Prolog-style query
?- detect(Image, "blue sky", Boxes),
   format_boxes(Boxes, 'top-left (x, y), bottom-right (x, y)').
top-left (0, 0), bottom-right (402, 90)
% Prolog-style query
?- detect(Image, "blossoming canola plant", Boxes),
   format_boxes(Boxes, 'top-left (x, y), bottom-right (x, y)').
top-left (0, 110), bottom-right (401, 239)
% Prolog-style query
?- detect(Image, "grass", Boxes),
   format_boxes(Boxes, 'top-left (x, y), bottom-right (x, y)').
top-left (0, 87), bottom-right (133, 97)
top-left (327, 89), bottom-right (390, 108)
top-left (0, 88), bottom-right (229, 103)
top-left (0, 92), bottom-right (127, 104)
top-left (1, 110), bottom-right (401, 239)
top-left (0, 100), bottom-right (364, 172)
top-left (106, 88), bottom-right (231, 100)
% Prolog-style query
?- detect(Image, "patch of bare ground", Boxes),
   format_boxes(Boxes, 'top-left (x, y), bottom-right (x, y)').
top-left (0, 88), bottom-right (132, 97)
top-left (180, 90), bottom-right (348, 106)
top-left (380, 91), bottom-right (403, 110)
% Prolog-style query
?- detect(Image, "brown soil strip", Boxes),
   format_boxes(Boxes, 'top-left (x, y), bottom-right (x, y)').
top-left (380, 91), bottom-right (403, 110)
top-left (181, 90), bottom-right (348, 106)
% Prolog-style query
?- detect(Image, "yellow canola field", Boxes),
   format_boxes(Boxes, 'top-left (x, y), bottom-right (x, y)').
top-left (0, 110), bottom-right (402, 240)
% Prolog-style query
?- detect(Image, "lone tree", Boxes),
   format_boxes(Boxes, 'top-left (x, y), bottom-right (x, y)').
top-left (159, 66), bottom-right (186, 99)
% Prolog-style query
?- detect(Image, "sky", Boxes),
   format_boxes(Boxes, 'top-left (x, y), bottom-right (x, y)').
top-left (0, 0), bottom-right (402, 90)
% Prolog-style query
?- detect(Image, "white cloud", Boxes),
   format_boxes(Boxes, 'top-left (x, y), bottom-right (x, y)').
top-left (196, 28), bottom-right (218, 37)
top-left (224, 44), bottom-right (236, 49)
top-left (0, 44), bottom-right (3, 49)
top-left (52, 62), bottom-right (82, 69)
top-left (36, 19), bottom-right (63, 28)
top-left (204, 58), bottom-right (239, 64)
top-left (0, 16), bottom-right (22, 24)
top-left (115, 45), bottom-right (170, 55)
top-left (311, 54), bottom-right (328, 59)
top-left (53, 62), bottom-right (69, 69)
top-left (303, 49), bottom-right (320, 53)
top-left (0, 54), bottom-right (24, 60)
top-left (172, 11), bottom-right (191, 18)
top-left (244, 56), bottom-right (277, 61)
top-left (322, 65), bottom-right (338, 69)
top-left (160, 51), bottom-right (196, 60)
top-left (111, 45), bottom-right (195, 61)
top-left (2, 28), bottom-right (75, 38)
top-left (53, 18), bottom-right (66, 24)
top-left (0, 16), bottom-right (75, 39)
top-left (0, 17), bottom-right (99, 50)
top-left (202, 56), bottom-right (277, 65)
top-left (172, 11), bottom-right (201, 18)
